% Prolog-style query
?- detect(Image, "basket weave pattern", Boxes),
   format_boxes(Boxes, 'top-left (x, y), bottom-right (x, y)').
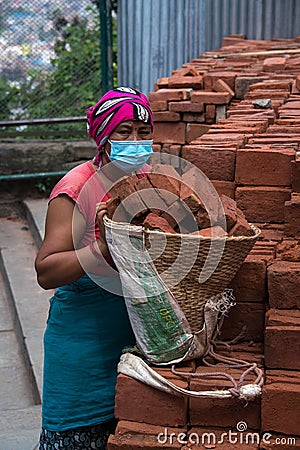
top-left (144, 224), bottom-right (261, 333)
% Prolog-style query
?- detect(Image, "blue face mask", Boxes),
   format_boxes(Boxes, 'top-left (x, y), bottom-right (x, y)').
top-left (108, 139), bottom-right (153, 172)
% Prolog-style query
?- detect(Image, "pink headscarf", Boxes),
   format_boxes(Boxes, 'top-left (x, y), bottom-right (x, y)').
top-left (86, 87), bottom-right (153, 165)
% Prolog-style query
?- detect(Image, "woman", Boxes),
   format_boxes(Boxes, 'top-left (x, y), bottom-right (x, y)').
top-left (35, 87), bottom-right (154, 449)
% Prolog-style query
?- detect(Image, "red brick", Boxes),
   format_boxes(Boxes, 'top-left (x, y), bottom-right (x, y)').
top-left (109, 175), bottom-right (137, 200)
top-left (248, 135), bottom-right (300, 146)
top-left (161, 199), bottom-right (190, 228)
top-left (153, 111), bottom-right (181, 122)
top-left (264, 368), bottom-right (300, 385)
top-left (250, 242), bottom-right (276, 262)
top-left (236, 148), bottom-right (295, 186)
top-left (192, 225), bottom-right (227, 237)
top-left (245, 89), bottom-right (289, 100)
top-left (204, 71), bottom-right (239, 91)
top-left (181, 166), bottom-right (204, 192)
top-left (149, 100), bottom-right (168, 111)
top-left (230, 255), bottom-right (267, 302)
top-left (229, 214), bottom-right (252, 237)
top-left (189, 374), bottom-right (261, 429)
top-left (148, 88), bottom-right (192, 102)
top-left (220, 302), bottom-right (265, 342)
top-left (149, 164), bottom-right (181, 195)
top-left (220, 194), bottom-right (238, 230)
top-left (181, 166), bottom-right (221, 218)
top-left (254, 223), bottom-right (284, 242)
top-left (191, 91), bottom-right (231, 104)
top-left (217, 341), bottom-right (264, 359)
top-left (212, 180), bottom-right (235, 199)
top-left (111, 420), bottom-right (186, 448)
top-left (169, 101), bottom-right (204, 113)
top-left (153, 122), bottom-right (186, 144)
top-left (213, 78), bottom-right (235, 98)
top-left (276, 239), bottom-right (300, 262)
top-left (152, 144), bottom-right (162, 153)
top-left (279, 110), bottom-right (300, 118)
top-left (180, 190), bottom-right (202, 213)
top-left (205, 104), bottom-right (216, 123)
top-left (108, 177), bottom-right (148, 218)
top-left (291, 160), bottom-right (300, 192)
top-left (106, 197), bottom-right (121, 219)
top-left (284, 196), bottom-right (300, 237)
top-left (195, 132), bottom-right (246, 146)
top-left (216, 119), bottom-right (268, 133)
top-left (168, 75), bottom-right (203, 89)
top-left (161, 144), bottom-right (181, 157)
top-left (156, 77), bottom-right (169, 88)
top-left (186, 123), bottom-right (210, 143)
top-left (182, 146), bottom-right (236, 181)
top-left (280, 100), bottom-right (300, 109)
top-left (115, 420), bottom-right (186, 437)
top-left (143, 213), bottom-right (176, 233)
top-left (296, 75), bottom-right (300, 91)
top-left (173, 66), bottom-right (198, 76)
top-left (121, 194), bottom-right (148, 219)
top-left (235, 187), bottom-right (291, 222)
top-left (135, 175), bottom-right (170, 210)
top-left (248, 80), bottom-right (292, 91)
top-left (108, 433), bottom-right (182, 449)
top-left (143, 178), bottom-right (178, 208)
top-left (268, 260), bottom-right (300, 309)
top-left (263, 57), bottom-right (287, 72)
top-left (114, 374), bottom-right (188, 426)
top-left (264, 309), bottom-right (300, 370)
top-left (194, 205), bottom-right (214, 229)
top-left (262, 373), bottom-right (300, 436)
top-left (182, 112), bottom-right (205, 122)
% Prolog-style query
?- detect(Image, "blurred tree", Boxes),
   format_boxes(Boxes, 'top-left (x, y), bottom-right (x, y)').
top-left (21, 6), bottom-right (102, 118)
top-left (0, 78), bottom-right (19, 120)
top-left (1, 3), bottom-right (117, 129)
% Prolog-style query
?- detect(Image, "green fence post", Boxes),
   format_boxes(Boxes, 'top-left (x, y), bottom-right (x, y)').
top-left (99, 0), bottom-right (114, 93)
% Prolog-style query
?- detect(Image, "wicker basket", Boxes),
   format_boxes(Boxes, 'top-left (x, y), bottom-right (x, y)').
top-left (105, 215), bottom-right (260, 334)
top-left (142, 224), bottom-right (261, 333)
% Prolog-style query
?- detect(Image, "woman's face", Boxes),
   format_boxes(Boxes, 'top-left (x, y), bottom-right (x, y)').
top-left (109, 120), bottom-right (152, 142)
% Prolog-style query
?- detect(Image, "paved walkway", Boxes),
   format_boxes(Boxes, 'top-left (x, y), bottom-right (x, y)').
top-left (0, 199), bottom-right (50, 450)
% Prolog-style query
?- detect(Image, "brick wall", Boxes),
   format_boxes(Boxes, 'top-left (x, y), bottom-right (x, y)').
top-left (108, 35), bottom-right (300, 449)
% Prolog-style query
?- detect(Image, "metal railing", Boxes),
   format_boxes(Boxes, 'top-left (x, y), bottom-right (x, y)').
top-left (0, 117), bottom-right (87, 138)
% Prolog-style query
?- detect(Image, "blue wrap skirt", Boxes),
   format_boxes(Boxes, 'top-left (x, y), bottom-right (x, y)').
top-left (42, 274), bottom-right (135, 431)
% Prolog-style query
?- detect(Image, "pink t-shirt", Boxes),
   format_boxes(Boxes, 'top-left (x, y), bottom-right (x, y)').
top-left (49, 161), bottom-right (150, 249)
top-left (49, 161), bottom-right (110, 248)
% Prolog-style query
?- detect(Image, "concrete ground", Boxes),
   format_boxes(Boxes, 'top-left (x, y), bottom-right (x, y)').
top-left (0, 199), bottom-right (50, 450)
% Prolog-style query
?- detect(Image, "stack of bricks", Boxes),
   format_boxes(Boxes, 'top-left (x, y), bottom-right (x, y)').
top-left (108, 35), bottom-right (300, 449)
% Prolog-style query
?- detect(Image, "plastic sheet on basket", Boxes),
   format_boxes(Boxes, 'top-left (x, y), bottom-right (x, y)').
top-left (104, 217), bottom-right (247, 365)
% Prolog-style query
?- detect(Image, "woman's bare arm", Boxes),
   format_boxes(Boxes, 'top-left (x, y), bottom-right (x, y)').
top-left (35, 195), bottom-right (112, 289)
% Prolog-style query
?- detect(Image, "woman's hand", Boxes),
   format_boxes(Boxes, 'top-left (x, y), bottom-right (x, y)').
top-left (95, 202), bottom-right (108, 246)
top-left (94, 202), bottom-right (116, 269)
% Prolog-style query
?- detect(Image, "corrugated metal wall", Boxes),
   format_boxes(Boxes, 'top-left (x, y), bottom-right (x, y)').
top-left (117, 0), bottom-right (300, 95)
top-left (205, 0), bottom-right (300, 45)
top-left (117, 0), bottom-right (206, 94)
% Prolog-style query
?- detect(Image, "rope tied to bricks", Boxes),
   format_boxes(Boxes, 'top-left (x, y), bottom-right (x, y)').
top-left (170, 331), bottom-right (264, 401)
top-left (118, 289), bottom-right (263, 401)
top-left (118, 352), bottom-right (262, 400)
